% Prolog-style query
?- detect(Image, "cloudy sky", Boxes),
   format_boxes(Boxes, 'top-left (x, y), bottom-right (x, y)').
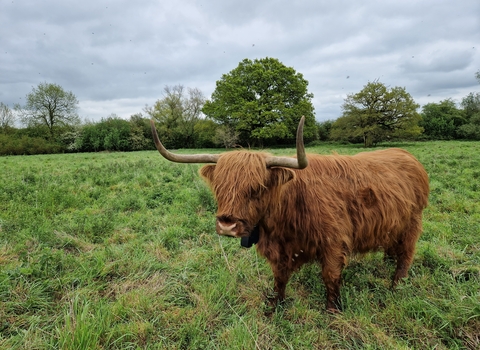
top-left (1, 0), bottom-right (479, 122)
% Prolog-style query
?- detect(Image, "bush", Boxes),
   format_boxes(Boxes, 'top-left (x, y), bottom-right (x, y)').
top-left (317, 120), bottom-right (334, 141)
top-left (193, 119), bottom-right (218, 148)
top-left (457, 114), bottom-right (480, 140)
top-left (77, 116), bottom-right (141, 152)
top-left (0, 134), bottom-right (63, 155)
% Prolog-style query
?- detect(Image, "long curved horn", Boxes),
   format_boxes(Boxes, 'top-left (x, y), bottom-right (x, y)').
top-left (150, 120), bottom-right (220, 163)
top-left (265, 116), bottom-right (308, 169)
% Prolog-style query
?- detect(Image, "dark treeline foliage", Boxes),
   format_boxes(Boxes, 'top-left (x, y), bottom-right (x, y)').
top-left (0, 113), bottom-right (153, 155)
top-left (420, 99), bottom-right (465, 140)
top-left (1, 67), bottom-right (479, 155)
top-left (419, 93), bottom-right (480, 140)
top-left (70, 114), bottom-right (155, 152)
top-left (329, 80), bottom-right (479, 146)
top-left (1, 91), bottom-right (479, 156)
top-left (458, 92), bottom-right (480, 139)
top-left (0, 133), bottom-right (63, 155)
top-left (0, 122), bottom-right (72, 155)
top-left (0, 112), bottom-right (223, 155)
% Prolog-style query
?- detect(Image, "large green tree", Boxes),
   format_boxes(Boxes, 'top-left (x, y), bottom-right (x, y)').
top-left (331, 81), bottom-right (422, 147)
top-left (145, 85), bottom-right (205, 148)
top-left (16, 82), bottom-right (80, 140)
top-left (202, 57), bottom-right (316, 146)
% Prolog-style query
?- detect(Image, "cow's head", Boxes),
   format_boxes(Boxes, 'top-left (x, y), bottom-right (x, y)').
top-left (150, 117), bottom-right (308, 238)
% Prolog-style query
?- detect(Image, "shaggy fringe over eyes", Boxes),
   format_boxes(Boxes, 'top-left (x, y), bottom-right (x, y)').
top-left (211, 152), bottom-right (270, 208)
top-left (198, 151), bottom-right (275, 217)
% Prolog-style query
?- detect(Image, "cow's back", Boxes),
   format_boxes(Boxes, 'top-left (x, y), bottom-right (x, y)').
top-left (272, 148), bottom-right (429, 257)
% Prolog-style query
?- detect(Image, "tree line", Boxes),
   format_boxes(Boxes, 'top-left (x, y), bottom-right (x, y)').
top-left (1, 59), bottom-right (479, 155)
top-left (325, 79), bottom-right (480, 147)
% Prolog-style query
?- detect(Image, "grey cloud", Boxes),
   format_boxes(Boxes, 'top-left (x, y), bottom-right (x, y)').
top-left (400, 48), bottom-right (474, 73)
top-left (1, 0), bottom-right (479, 122)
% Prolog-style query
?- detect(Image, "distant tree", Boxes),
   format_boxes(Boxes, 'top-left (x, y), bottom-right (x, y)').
top-left (317, 120), bottom-right (334, 141)
top-left (420, 99), bottom-right (465, 139)
top-left (457, 114), bottom-right (480, 140)
top-left (0, 102), bottom-right (16, 133)
top-left (193, 119), bottom-right (218, 148)
top-left (458, 92), bottom-right (480, 140)
top-left (103, 116), bottom-right (130, 151)
top-left (214, 125), bottom-right (240, 149)
top-left (461, 92), bottom-right (480, 118)
top-left (202, 57), bottom-right (316, 146)
top-left (331, 81), bottom-right (422, 147)
top-left (129, 113), bottom-right (153, 150)
top-left (145, 85), bottom-right (205, 148)
top-left (15, 82), bottom-right (80, 140)
top-left (476, 70), bottom-right (480, 83)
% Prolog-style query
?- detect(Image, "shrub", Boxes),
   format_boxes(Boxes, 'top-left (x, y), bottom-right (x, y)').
top-left (0, 134), bottom-right (63, 155)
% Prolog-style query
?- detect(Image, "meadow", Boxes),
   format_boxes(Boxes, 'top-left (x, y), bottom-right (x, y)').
top-left (0, 141), bottom-right (479, 349)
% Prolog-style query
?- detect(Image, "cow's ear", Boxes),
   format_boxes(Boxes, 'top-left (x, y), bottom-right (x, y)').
top-left (268, 168), bottom-right (295, 187)
top-left (200, 165), bottom-right (216, 183)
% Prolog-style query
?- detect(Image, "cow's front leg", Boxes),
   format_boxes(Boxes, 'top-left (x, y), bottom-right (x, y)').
top-left (268, 262), bottom-right (294, 306)
top-left (269, 265), bottom-right (292, 306)
top-left (268, 254), bottom-right (306, 306)
top-left (321, 255), bottom-right (346, 312)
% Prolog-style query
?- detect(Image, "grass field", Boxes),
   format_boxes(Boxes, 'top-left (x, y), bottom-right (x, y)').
top-left (1, 141), bottom-right (479, 349)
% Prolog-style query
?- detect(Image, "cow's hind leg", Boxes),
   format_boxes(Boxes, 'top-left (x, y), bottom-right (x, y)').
top-left (392, 214), bottom-right (422, 287)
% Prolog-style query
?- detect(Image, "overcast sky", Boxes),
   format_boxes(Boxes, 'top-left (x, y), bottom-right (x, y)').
top-left (1, 0), bottom-right (479, 122)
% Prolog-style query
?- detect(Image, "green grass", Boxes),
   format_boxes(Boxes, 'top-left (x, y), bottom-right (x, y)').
top-left (0, 141), bottom-right (479, 349)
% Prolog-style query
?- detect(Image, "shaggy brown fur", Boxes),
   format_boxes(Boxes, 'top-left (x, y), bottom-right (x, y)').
top-left (200, 148), bottom-right (429, 312)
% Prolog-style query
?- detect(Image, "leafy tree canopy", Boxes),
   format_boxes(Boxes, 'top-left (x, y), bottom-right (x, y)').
top-left (461, 92), bottom-right (480, 119)
top-left (202, 57), bottom-right (316, 146)
top-left (420, 99), bottom-right (465, 140)
top-left (331, 81), bottom-right (422, 147)
top-left (458, 92), bottom-right (480, 140)
top-left (15, 82), bottom-right (79, 140)
top-left (193, 119), bottom-right (219, 148)
top-left (145, 85), bottom-right (205, 148)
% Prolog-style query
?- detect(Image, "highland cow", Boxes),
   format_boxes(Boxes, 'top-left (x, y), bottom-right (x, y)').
top-left (150, 117), bottom-right (429, 312)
